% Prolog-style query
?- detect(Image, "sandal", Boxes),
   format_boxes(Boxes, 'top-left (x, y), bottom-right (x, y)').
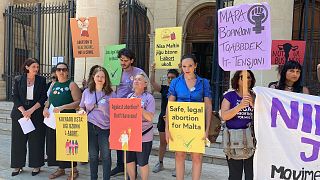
top-left (49, 168), bottom-right (65, 179)
top-left (67, 169), bottom-right (79, 180)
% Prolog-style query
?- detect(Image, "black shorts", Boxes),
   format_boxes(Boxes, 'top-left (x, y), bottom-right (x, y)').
top-left (157, 116), bottom-right (166, 132)
top-left (126, 141), bottom-right (152, 166)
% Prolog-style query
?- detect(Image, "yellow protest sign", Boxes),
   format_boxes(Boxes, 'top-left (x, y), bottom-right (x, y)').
top-left (168, 102), bottom-right (205, 153)
top-left (55, 113), bottom-right (88, 162)
top-left (154, 27), bottom-right (182, 69)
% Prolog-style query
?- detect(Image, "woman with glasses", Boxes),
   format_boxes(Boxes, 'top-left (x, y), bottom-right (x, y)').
top-left (166, 54), bottom-right (212, 180)
top-left (126, 73), bottom-right (155, 180)
top-left (220, 70), bottom-right (256, 180)
top-left (150, 63), bottom-right (179, 175)
top-left (270, 60), bottom-right (309, 94)
top-left (43, 62), bottom-right (82, 180)
top-left (10, 58), bottom-right (47, 176)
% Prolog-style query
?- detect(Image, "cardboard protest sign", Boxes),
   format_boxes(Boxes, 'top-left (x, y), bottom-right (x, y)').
top-left (154, 27), bottom-right (182, 69)
top-left (70, 17), bottom-right (100, 58)
top-left (110, 98), bottom-right (142, 152)
top-left (253, 87), bottom-right (320, 179)
top-left (168, 102), bottom-right (205, 153)
top-left (55, 113), bottom-right (88, 162)
top-left (218, 3), bottom-right (271, 71)
top-left (103, 44), bottom-right (126, 86)
top-left (271, 40), bottom-right (306, 65)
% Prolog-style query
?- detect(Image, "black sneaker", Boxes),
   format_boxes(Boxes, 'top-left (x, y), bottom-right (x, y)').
top-left (110, 166), bottom-right (124, 176)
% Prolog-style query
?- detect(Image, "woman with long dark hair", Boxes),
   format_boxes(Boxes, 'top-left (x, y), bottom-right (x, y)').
top-left (270, 60), bottom-right (309, 94)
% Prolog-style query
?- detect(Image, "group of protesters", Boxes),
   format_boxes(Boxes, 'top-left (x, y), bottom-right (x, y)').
top-left (9, 46), bottom-right (318, 180)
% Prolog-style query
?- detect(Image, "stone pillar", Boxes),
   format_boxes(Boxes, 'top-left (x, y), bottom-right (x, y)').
top-left (0, 0), bottom-right (12, 100)
top-left (232, 0), bottom-right (294, 87)
top-left (73, 0), bottom-right (120, 84)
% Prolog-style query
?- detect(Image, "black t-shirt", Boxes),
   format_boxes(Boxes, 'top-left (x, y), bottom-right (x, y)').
top-left (159, 85), bottom-right (169, 119)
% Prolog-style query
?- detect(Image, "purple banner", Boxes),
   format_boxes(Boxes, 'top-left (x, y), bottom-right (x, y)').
top-left (218, 3), bottom-right (271, 71)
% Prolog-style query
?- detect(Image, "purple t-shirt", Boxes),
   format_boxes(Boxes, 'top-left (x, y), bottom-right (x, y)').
top-left (116, 67), bottom-right (145, 98)
top-left (80, 89), bottom-right (117, 129)
top-left (128, 92), bottom-right (155, 142)
top-left (223, 91), bottom-right (253, 129)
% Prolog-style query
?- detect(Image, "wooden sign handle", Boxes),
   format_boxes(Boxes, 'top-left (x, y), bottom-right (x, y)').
top-left (242, 70), bottom-right (248, 96)
top-left (124, 150), bottom-right (127, 180)
top-left (84, 57), bottom-right (87, 79)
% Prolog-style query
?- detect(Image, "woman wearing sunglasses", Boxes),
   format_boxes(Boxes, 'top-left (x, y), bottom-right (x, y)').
top-left (220, 70), bottom-right (256, 180)
top-left (150, 63), bottom-right (179, 175)
top-left (43, 62), bottom-right (82, 180)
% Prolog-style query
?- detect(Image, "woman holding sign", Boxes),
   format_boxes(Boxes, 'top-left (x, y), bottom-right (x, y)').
top-left (126, 73), bottom-right (155, 180)
top-left (166, 54), bottom-right (212, 180)
top-left (43, 62), bottom-right (82, 180)
top-left (220, 70), bottom-right (256, 180)
top-left (11, 58), bottom-right (47, 176)
top-left (78, 66), bottom-right (116, 180)
top-left (270, 60), bottom-right (309, 94)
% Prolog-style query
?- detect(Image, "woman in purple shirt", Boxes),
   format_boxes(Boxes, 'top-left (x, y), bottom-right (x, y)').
top-left (220, 70), bottom-right (256, 180)
top-left (78, 66), bottom-right (116, 180)
top-left (126, 73), bottom-right (155, 180)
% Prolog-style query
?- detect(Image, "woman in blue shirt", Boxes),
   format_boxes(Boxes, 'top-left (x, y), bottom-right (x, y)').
top-left (166, 54), bottom-right (212, 180)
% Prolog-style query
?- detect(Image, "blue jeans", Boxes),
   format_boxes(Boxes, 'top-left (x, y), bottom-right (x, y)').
top-left (88, 122), bottom-right (111, 180)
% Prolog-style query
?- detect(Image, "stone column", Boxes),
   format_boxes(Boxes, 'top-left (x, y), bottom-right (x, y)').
top-left (0, 0), bottom-right (13, 100)
top-left (73, 0), bottom-right (120, 84)
top-left (232, 0), bottom-right (294, 87)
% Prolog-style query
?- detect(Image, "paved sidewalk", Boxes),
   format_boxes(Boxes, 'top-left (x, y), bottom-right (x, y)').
top-left (0, 131), bottom-right (229, 180)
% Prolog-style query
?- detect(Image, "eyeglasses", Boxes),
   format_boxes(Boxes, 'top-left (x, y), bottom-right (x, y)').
top-left (167, 77), bottom-right (175, 80)
top-left (240, 75), bottom-right (252, 80)
top-left (56, 68), bottom-right (68, 72)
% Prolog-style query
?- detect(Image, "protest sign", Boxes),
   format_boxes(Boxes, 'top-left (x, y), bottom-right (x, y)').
top-left (70, 17), bottom-right (100, 58)
top-left (103, 44), bottom-right (126, 86)
top-left (154, 27), bottom-right (182, 69)
top-left (55, 113), bottom-right (88, 162)
top-left (168, 102), bottom-right (205, 153)
top-left (218, 3), bottom-right (271, 71)
top-left (253, 87), bottom-right (320, 180)
top-left (271, 40), bottom-right (306, 65)
top-left (109, 98), bottom-right (142, 152)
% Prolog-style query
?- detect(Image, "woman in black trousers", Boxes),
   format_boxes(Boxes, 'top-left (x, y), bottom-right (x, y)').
top-left (10, 58), bottom-right (47, 176)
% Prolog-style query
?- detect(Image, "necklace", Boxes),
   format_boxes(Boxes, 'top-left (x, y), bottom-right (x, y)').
top-left (27, 78), bottom-right (34, 86)
top-left (285, 85), bottom-right (293, 91)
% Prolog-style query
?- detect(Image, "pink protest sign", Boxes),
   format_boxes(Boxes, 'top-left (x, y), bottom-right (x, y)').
top-left (218, 3), bottom-right (271, 71)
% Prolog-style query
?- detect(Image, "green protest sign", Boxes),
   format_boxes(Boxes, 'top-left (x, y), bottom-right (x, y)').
top-left (103, 44), bottom-right (126, 86)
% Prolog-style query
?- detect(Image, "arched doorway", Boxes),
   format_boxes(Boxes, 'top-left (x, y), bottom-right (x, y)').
top-left (185, 5), bottom-right (215, 80)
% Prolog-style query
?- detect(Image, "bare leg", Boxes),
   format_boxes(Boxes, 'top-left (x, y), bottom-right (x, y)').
top-left (159, 132), bottom-right (167, 161)
top-left (175, 151), bottom-right (186, 180)
top-left (140, 164), bottom-right (149, 180)
top-left (191, 153), bottom-right (203, 180)
top-left (127, 162), bottom-right (136, 180)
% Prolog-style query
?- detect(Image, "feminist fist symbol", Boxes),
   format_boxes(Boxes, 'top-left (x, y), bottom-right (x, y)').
top-left (247, 5), bottom-right (268, 34)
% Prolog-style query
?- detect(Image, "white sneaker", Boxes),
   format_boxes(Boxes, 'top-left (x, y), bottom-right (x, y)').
top-left (152, 162), bottom-right (164, 173)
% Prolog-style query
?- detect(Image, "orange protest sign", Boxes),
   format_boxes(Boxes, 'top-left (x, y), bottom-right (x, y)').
top-left (109, 98), bottom-right (142, 152)
top-left (70, 17), bottom-right (100, 58)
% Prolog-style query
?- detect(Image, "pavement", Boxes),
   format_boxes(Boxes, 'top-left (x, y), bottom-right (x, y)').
top-left (0, 100), bottom-right (231, 179)
top-left (0, 130), bottom-right (229, 179)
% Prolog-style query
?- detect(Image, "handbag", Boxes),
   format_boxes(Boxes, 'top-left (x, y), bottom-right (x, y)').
top-left (208, 111), bottom-right (222, 143)
top-left (223, 123), bottom-right (256, 160)
top-left (201, 80), bottom-right (222, 143)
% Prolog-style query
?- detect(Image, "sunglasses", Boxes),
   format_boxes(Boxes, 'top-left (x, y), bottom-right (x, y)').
top-left (56, 68), bottom-right (68, 72)
top-left (167, 77), bottom-right (175, 80)
top-left (240, 75), bottom-right (252, 80)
